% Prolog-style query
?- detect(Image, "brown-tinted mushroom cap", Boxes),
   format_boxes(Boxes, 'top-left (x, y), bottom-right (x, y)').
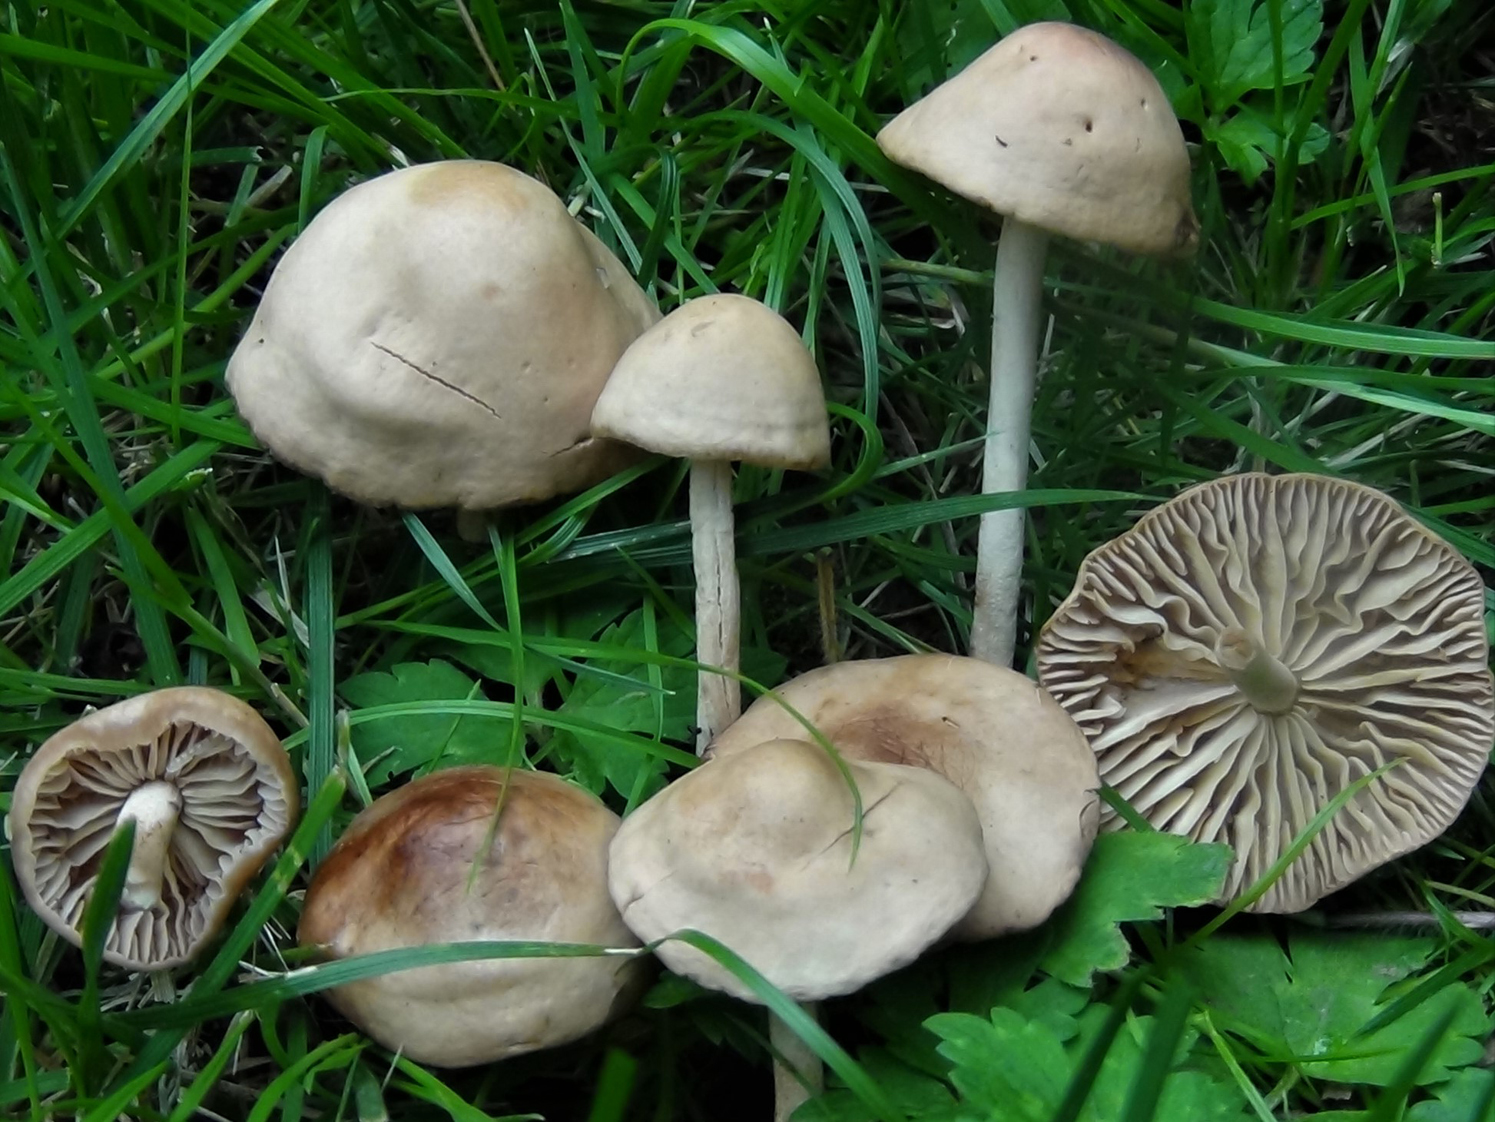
top-left (609, 739), bottom-right (988, 1001)
top-left (1036, 473), bottom-right (1495, 913)
top-left (8, 688), bottom-right (298, 970)
top-left (707, 656), bottom-right (1100, 939)
top-left (226, 160), bottom-right (660, 511)
top-left (298, 766), bottom-right (641, 1066)
top-left (876, 22), bottom-right (1198, 256)
top-left (590, 294), bottom-right (831, 470)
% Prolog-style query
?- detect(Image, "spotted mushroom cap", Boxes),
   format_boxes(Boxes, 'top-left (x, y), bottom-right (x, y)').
top-left (298, 766), bottom-right (642, 1066)
top-left (876, 21), bottom-right (1198, 256)
top-left (7, 688), bottom-right (298, 970)
top-left (707, 655), bottom-right (1100, 940)
top-left (1036, 473), bottom-right (1495, 913)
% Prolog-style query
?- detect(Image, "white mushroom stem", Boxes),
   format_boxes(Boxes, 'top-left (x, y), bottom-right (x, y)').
top-left (968, 217), bottom-right (1049, 668)
top-left (115, 781), bottom-right (183, 912)
top-left (1215, 628), bottom-right (1299, 714)
top-left (690, 458), bottom-right (742, 754)
top-left (771, 1005), bottom-right (824, 1122)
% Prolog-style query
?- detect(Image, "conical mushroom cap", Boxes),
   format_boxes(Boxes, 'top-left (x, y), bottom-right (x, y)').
top-left (877, 22), bottom-right (1198, 256)
top-left (590, 294), bottom-right (831, 469)
top-left (1036, 473), bottom-right (1495, 913)
top-left (227, 160), bottom-right (660, 511)
top-left (708, 656), bottom-right (1100, 940)
top-left (609, 739), bottom-right (987, 1001)
top-left (8, 688), bottom-right (298, 970)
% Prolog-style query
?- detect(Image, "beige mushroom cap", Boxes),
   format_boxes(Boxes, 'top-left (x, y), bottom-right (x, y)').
top-left (609, 738), bottom-right (987, 1001)
top-left (226, 161), bottom-right (660, 511)
top-left (298, 766), bottom-right (641, 1066)
top-left (708, 656), bottom-right (1099, 939)
top-left (590, 294), bottom-right (831, 469)
top-left (8, 688), bottom-right (299, 970)
top-left (877, 22), bottom-right (1198, 256)
top-left (1036, 473), bottom-right (1495, 913)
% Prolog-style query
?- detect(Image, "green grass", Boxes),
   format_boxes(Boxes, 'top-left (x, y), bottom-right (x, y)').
top-left (2, 0), bottom-right (1493, 1119)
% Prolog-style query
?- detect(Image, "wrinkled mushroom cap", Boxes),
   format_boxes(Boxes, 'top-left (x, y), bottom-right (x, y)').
top-left (227, 160), bottom-right (660, 511)
top-left (590, 294), bottom-right (832, 469)
top-left (877, 22), bottom-right (1198, 256)
top-left (1036, 473), bottom-right (1495, 913)
top-left (298, 766), bottom-right (641, 1066)
top-left (609, 738), bottom-right (987, 1001)
top-left (8, 688), bottom-right (298, 970)
top-left (708, 656), bottom-right (1099, 939)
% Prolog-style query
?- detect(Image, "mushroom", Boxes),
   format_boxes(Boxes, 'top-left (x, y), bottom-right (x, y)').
top-left (876, 22), bottom-right (1198, 666)
top-left (708, 654), bottom-right (1100, 939)
top-left (610, 737), bottom-right (987, 1121)
top-left (590, 294), bottom-right (831, 751)
top-left (1035, 473), bottom-right (1495, 913)
top-left (298, 766), bottom-right (641, 1066)
top-left (226, 160), bottom-right (660, 512)
top-left (8, 687), bottom-right (298, 970)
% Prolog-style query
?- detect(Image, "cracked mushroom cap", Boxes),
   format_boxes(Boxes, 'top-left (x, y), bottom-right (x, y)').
top-left (609, 738), bottom-right (988, 1002)
top-left (707, 656), bottom-right (1100, 939)
top-left (8, 688), bottom-right (298, 970)
top-left (298, 766), bottom-right (641, 1066)
top-left (226, 160), bottom-right (660, 511)
top-left (590, 294), bottom-right (831, 470)
top-left (1036, 473), bottom-right (1495, 914)
top-left (876, 21), bottom-right (1198, 256)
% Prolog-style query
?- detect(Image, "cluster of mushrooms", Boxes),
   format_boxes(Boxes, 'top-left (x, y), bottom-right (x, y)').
top-left (7, 19), bottom-right (1494, 1122)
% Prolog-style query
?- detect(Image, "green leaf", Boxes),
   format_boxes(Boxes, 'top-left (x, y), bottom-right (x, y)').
top-left (1407, 1066), bottom-right (1495, 1121)
top-left (339, 660), bottom-right (514, 784)
top-left (794, 1048), bottom-right (959, 1122)
top-left (1190, 0), bottom-right (1324, 108)
top-left (1040, 832), bottom-right (1232, 987)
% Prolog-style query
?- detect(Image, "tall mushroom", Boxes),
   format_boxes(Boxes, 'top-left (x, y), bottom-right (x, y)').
top-left (590, 294), bottom-right (831, 751)
top-left (226, 160), bottom-right (660, 512)
top-left (8, 688), bottom-right (298, 970)
top-left (1036, 473), bottom-right (1495, 912)
top-left (708, 654), bottom-right (1100, 940)
top-left (877, 22), bottom-right (1198, 666)
top-left (299, 766), bottom-right (642, 1065)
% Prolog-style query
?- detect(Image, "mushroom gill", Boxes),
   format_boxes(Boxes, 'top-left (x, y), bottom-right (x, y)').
top-left (1037, 473), bottom-right (1494, 914)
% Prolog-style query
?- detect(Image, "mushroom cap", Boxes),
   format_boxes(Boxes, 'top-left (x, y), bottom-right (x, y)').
top-left (298, 766), bottom-right (641, 1066)
top-left (876, 21), bottom-right (1198, 256)
top-left (707, 655), bottom-right (1099, 939)
top-left (589, 294), bottom-right (831, 469)
top-left (609, 738), bottom-right (987, 1001)
top-left (1036, 473), bottom-right (1495, 914)
top-left (8, 688), bottom-right (298, 970)
top-left (226, 160), bottom-right (661, 511)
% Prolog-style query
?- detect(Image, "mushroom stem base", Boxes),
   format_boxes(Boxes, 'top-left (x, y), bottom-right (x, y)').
top-left (771, 1005), bottom-right (823, 1122)
top-left (115, 780), bottom-right (183, 912)
top-left (970, 217), bottom-right (1048, 668)
top-left (691, 458), bottom-right (742, 754)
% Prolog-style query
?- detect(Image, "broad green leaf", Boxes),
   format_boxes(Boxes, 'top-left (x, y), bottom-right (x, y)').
top-left (1190, 0), bottom-right (1324, 108)
top-left (794, 1048), bottom-right (960, 1122)
top-left (1407, 1066), bottom-right (1495, 1121)
top-left (339, 660), bottom-right (513, 784)
top-left (1040, 832), bottom-right (1232, 987)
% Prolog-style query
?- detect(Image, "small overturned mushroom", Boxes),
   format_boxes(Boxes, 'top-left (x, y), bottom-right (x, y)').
top-left (877, 22), bottom-right (1197, 666)
top-left (8, 688), bottom-right (298, 970)
top-left (708, 655), bottom-right (1100, 940)
top-left (1036, 473), bottom-right (1495, 913)
top-left (591, 294), bottom-right (831, 752)
top-left (609, 738), bottom-right (987, 1001)
top-left (227, 160), bottom-right (660, 512)
top-left (299, 766), bottom-right (641, 1066)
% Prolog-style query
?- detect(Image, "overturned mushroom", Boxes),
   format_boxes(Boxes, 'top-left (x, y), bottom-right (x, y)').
top-left (878, 22), bottom-right (1197, 665)
top-left (708, 655), bottom-right (1100, 939)
top-left (1037, 473), bottom-right (1495, 913)
top-left (299, 766), bottom-right (641, 1066)
top-left (8, 688), bottom-right (298, 970)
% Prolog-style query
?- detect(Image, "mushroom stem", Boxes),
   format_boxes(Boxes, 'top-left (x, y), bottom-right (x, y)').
top-left (969, 217), bottom-right (1049, 668)
top-left (689, 458), bottom-right (742, 753)
top-left (771, 1004), bottom-right (823, 1122)
top-left (1215, 628), bottom-right (1299, 714)
top-left (115, 781), bottom-right (183, 912)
